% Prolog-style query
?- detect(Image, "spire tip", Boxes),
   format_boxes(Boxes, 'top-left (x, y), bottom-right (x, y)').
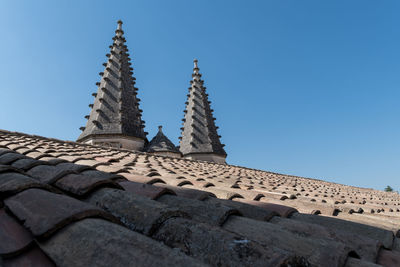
top-left (158, 125), bottom-right (163, 132)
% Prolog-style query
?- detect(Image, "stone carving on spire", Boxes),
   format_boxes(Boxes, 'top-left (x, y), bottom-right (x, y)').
top-left (77, 20), bottom-right (147, 150)
top-left (179, 59), bottom-right (227, 163)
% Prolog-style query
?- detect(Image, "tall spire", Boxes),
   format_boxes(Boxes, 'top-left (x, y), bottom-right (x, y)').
top-left (179, 59), bottom-right (227, 163)
top-left (77, 20), bottom-right (147, 150)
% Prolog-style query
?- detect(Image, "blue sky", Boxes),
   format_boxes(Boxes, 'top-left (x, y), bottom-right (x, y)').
top-left (1, 1), bottom-right (399, 191)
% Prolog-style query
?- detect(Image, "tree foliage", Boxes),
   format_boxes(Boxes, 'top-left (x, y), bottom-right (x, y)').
top-left (384, 185), bottom-right (393, 192)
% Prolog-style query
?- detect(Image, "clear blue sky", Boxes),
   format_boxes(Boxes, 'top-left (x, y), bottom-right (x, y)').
top-left (1, 1), bottom-right (399, 191)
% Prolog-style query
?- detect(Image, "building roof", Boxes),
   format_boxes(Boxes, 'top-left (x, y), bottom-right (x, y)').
top-left (179, 59), bottom-right (227, 157)
top-left (144, 126), bottom-right (180, 153)
top-left (0, 129), bottom-right (399, 266)
top-left (77, 20), bottom-right (147, 143)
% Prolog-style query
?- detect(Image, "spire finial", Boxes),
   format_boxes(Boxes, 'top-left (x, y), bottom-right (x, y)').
top-left (116, 20), bottom-right (123, 36)
top-left (193, 59), bottom-right (199, 76)
top-left (158, 125), bottom-right (163, 132)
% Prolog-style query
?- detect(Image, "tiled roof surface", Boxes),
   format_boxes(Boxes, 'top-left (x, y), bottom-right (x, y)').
top-left (0, 129), bottom-right (399, 266)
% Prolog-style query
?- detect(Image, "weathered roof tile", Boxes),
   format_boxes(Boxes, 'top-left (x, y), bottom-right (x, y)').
top-left (84, 188), bottom-right (186, 236)
top-left (0, 208), bottom-right (33, 257)
top-left (119, 180), bottom-right (175, 200)
top-left (26, 165), bottom-right (75, 184)
top-left (2, 245), bottom-right (56, 267)
top-left (4, 188), bottom-right (118, 238)
top-left (0, 171), bottom-right (51, 199)
top-left (54, 173), bottom-right (122, 196)
top-left (39, 218), bottom-right (203, 267)
top-left (157, 194), bottom-right (240, 226)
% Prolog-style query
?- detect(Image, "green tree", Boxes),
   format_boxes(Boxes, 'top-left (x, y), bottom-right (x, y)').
top-left (384, 185), bottom-right (393, 192)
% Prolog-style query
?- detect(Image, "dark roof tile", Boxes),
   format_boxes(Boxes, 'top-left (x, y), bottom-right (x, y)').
top-left (0, 153), bottom-right (27, 165)
top-left (11, 158), bottom-right (47, 171)
top-left (119, 181), bottom-right (175, 200)
top-left (4, 188), bottom-right (117, 238)
top-left (236, 199), bottom-right (298, 218)
top-left (79, 169), bottom-right (122, 180)
top-left (38, 218), bottom-right (203, 267)
top-left (292, 213), bottom-right (395, 249)
top-left (157, 194), bottom-right (240, 226)
top-left (156, 184), bottom-right (216, 200)
top-left (84, 188), bottom-right (186, 236)
top-left (0, 171), bottom-right (52, 199)
top-left (205, 197), bottom-right (278, 221)
top-left (0, 148), bottom-right (13, 156)
top-left (26, 165), bottom-right (75, 184)
top-left (270, 216), bottom-right (382, 262)
top-left (377, 249), bottom-right (400, 267)
top-left (54, 173), bottom-right (122, 196)
top-left (121, 173), bottom-right (166, 184)
top-left (0, 208), bottom-right (33, 257)
top-left (2, 245), bottom-right (56, 267)
top-left (345, 257), bottom-right (381, 267)
top-left (153, 217), bottom-right (302, 267)
top-left (53, 162), bottom-right (92, 173)
top-left (223, 215), bottom-right (350, 267)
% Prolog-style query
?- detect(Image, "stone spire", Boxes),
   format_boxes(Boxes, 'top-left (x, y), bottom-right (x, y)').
top-left (144, 126), bottom-right (181, 158)
top-left (77, 20), bottom-right (147, 150)
top-left (179, 59), bottom-right (227, 163)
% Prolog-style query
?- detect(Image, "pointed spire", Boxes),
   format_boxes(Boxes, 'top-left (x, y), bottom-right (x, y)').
top-left (179, 59), bottom-right (227, 163)
top-left (144, 126), bottom-right (181, 157)
top-left (77, 20), bottom-right (147, 150)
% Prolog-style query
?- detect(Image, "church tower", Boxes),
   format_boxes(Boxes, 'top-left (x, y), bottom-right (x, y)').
top-left (179, 59), bottom-right (227, 163)
top-left (77, 20), bottom-right (147, 150)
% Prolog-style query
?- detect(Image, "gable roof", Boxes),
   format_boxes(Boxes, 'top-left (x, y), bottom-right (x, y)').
top-left (0, 129), bottom-right (399, 266)
top-left (77, 20), bottom-right (147, 143)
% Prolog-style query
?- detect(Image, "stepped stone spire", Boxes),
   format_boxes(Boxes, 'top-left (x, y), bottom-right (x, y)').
top-left (144, 126), bottom-right (181, 158)
top-left (77, 20), bottom-right (147, 150)
top-left (179, 59), bottom-right (227, 163)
